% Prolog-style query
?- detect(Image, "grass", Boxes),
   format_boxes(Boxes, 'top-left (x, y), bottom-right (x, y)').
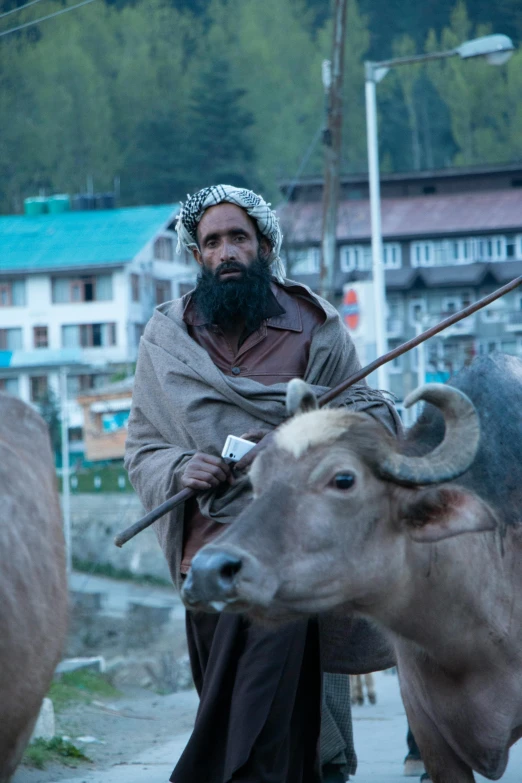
top-left (23, 737), bottom-right (91, 769)
top-left (57, 463), bottom-right (134, 493)
top-left (72, 556), bottom-right (171, 587)
top-left (49, 669), bottom-right (121, 713)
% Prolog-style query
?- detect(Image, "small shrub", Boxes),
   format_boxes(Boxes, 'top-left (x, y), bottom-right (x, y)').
top-left (50, 670), bottom-right (121, 712)
top-left (72, 557), bottom-right (171, 587)
top-left (23, 737), bottom-right (90, 769)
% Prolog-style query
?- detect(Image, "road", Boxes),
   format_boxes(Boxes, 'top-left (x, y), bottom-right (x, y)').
top-left (15, 670), bottom-right (522, 783)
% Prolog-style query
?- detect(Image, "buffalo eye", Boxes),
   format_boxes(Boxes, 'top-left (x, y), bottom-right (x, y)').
top-left (331, 472), bottom-right (356, 490)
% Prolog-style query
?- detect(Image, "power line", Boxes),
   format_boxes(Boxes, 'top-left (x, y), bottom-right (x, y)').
top-left (0, 0), bottom-right (97, 38)
top-left (280, 123), bottom-right (323, 206)
top-left (0, 0), bottom-right (47, 21)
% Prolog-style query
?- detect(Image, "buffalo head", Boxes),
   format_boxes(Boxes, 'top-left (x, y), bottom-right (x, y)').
top-left (182, 382), bottom-right (496, 620)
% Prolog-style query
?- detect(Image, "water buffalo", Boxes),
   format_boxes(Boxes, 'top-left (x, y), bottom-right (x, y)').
top-left (0, 393), bottom-right (67, 781)
top-left (182, 354), bottom-right (522, 782)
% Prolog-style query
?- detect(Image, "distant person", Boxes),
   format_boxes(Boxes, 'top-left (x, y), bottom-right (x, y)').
top-left (350, 673), bottom-right (376, 706)
top-left (125, 184), bottom-right (399, 783)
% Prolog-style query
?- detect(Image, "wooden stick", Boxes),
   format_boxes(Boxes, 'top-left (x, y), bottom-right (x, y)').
top-left (114, 488), bottom-right (194, 547)
top-left (114, 273), bottom-right (522, 547)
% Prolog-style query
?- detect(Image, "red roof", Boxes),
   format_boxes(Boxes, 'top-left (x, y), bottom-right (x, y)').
top-left (278, 189), bottom-right (522, 243)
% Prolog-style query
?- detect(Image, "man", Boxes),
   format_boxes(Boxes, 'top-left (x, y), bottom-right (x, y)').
top-left (125, 185), bottom-right (398, 783)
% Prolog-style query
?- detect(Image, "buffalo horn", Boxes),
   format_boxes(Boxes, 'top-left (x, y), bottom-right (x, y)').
top-left (378, 384), bottom-right (480, 485)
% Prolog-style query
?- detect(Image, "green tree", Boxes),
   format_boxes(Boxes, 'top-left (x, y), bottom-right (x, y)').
top-left (426, 2), bottom-right (512, 167)
top-left (203, 0), bottom-right (325, 196)
top-left (391, 36), bottom-right (422, 170)
top-left (185, 57), bottom-right (256, 190)
top-left (38, 389), bottom-right (62, 459)
top-left (123, 109), bottom-right (193, 204)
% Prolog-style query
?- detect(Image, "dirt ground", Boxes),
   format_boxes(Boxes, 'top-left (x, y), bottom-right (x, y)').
top-left (14, 681), bottom-right (199, 783)
top-left (13, 576), bottom-right (199, 783)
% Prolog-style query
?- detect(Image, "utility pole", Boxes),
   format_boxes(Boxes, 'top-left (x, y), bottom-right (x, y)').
top-left (59, 367), bottom-right (72, 578)
top-left (319, 0), bottom-right (348, 302)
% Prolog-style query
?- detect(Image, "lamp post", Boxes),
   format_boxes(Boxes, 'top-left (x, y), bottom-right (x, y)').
top-left (365, 34), bottom-right (515, 392)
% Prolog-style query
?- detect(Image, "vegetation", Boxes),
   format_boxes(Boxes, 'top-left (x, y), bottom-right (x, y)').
top-left (72, 556), bottom-right (171, 586)
top-left (49, 669), bottom-right (121, 712)
top-left (38, 389), bottom-right (62, 459)
top-left (0, 0), bottom-right (520, 213)
top-left (23, 737), bottom-right (90, 770)
top-left (57, 463), bottom-right (133, 492)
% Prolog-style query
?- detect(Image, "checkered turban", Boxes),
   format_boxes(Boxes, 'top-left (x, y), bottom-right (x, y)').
top-left (175, 184), bottom-right (285, 282)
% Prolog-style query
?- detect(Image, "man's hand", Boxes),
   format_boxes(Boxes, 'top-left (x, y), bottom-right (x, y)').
top-left (182, 452), bottom-right (233, 491)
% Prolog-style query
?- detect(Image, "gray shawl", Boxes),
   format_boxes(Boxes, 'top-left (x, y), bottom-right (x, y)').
top-left (125, 280), bottom-right (398, 591)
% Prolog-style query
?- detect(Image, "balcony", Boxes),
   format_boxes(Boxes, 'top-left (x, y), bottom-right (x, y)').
top-left (422, 312), bottom-right (476, 336)
top-left (440, 313), bottom-right (476, 336)
top-left (386, 318), bottom-right (404, 338)
top-left (504, 310), bottom-right (522, 332)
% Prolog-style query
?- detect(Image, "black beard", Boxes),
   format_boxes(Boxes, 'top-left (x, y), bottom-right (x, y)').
top-left (192, 256), bottom-right (273, 334)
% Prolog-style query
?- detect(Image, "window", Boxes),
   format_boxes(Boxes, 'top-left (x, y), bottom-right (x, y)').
top-left (383, 243), bottom-right (402, 269)
top-left (179, 282), bottom-right (195, 297)
top-left (449, 239), bottom-right (473, 265)
top-left (506, 237), bottom-right (517, 258)
top-left (62, 323), bottom-right (117, 348)
top-left (480, 288), bottom-right (507, 323)
top-left (408, 297), bottom-right (427, 326)
top-left (134, 323), bottom-right (145, 348)
top-left (0, 284), bottom-right (11, 307)
top-left (474, 235), bottom-right (506, 262)
top-left (67, 373), bottom-right (107, 398)
top-left (155, 279), bottom-right (172, 305)
top-left (30, 375), bottom-right (48, 402)
top-left (0, 280), bottom-right (25, 307)
top-left (339, 245), bottom-right (372, 272)
top-left (290, 248), bottom-right (320, 275)
top-left (388, 340), bottom-right (403, 373)
top-left (68, 427), bottom-right (83, 443)
top-left (52, 274), bottom-right (113, 303)
top-left (130, 274), bottom-right (140, 303)
top-left (154, 236), bottom-right (174, 261)
top-left (442, 291), bottom-right (473, 316)
top-left (0, 328), bottom-right (23, 350)
top-left (33, 326), bottom-right (48, 348)
top-left (411, 242), bottom-right (434, 267)
top-left (386, 297), bottom-right (403, 335)
top-left (0, 377), bottom-right (19, 396)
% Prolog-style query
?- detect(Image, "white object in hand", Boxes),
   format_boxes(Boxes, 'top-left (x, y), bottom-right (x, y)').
top-left (221, 435), bottom-right (256, 463)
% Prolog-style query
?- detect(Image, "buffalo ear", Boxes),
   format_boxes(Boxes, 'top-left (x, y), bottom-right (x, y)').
top-left (286, 379), bottom-right (318, 417)
top-left (400, 486), bottom-right (497, 543)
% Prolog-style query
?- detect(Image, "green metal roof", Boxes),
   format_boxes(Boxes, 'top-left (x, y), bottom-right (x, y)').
top-left (0, 204), bottom-right (178, 272)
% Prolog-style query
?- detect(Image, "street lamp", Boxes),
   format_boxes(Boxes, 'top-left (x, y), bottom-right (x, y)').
top-left (365, 34), bottom-right (515, 391)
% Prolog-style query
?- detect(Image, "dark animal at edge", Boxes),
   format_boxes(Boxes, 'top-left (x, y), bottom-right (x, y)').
top-left (0, 394), bottom-right (67, 781)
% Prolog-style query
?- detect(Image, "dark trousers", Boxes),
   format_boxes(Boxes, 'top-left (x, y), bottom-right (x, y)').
top-left (171, 611), bottom-right (322, 783)
top-left (407, 726), bottom-right (422, 760)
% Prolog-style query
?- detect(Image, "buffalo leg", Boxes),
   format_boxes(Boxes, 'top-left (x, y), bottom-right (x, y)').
top-left (364, 673), bottom-right (376, 704)
top-left (411, 731), bottom-right (474, 782)
top-left (350, 675), bottom-right (363, 705)
top-left (403, 704), bottom-right (475, 783)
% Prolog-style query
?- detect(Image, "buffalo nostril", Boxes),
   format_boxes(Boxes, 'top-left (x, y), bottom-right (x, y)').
top-left (220, 558), bottom-right (241, 582)
top-left (189, 549), bottom-right (243, 603)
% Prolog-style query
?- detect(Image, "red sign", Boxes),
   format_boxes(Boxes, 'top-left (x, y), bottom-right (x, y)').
top-left (343, 288), bottom-right (360, 330)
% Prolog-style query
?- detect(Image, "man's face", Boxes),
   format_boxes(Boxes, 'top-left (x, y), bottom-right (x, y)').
top-left (193, 203), bottom-right (270, 280)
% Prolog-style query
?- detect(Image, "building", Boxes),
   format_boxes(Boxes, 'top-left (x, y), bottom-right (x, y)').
top-left (77, 377), bottom-right (134, 462)
top-left (0, 202), bottom-right (197, 460)
top-left (279, 163), bottom-right (522, 401)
